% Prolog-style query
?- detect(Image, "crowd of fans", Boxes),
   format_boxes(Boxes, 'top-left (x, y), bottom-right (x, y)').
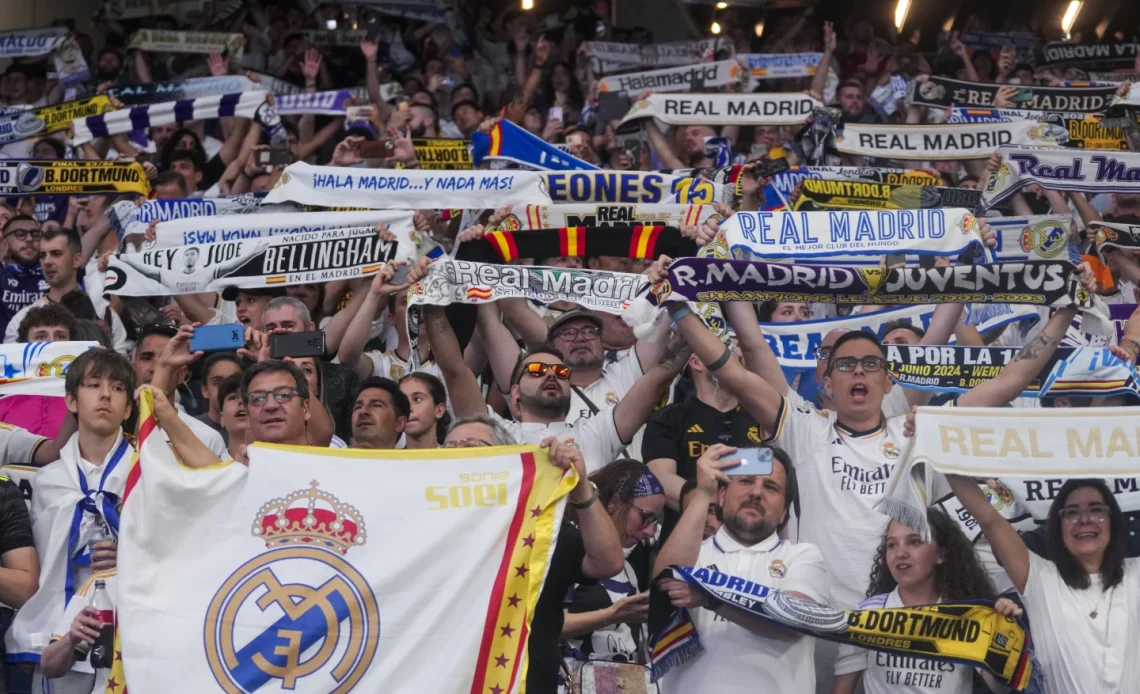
top-left (0, 0), bottom-right (1136, 692)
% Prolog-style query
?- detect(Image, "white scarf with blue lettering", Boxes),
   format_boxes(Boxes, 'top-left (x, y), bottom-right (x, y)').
top-left (0, 27), bottom-right (68, 58)
top-left (719, 209), bottom-right (989, 261)
top-left (983, 146), bottom-right (1140, 208)
top-left (146, 210), bottom-right (416, 249)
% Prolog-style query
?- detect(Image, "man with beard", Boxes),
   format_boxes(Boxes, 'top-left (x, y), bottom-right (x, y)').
top-left (408, 103), bottom-right (438, 138)
top-left (0, 216), bottom-right (46, 337)
top-left (655, 443), bottom-right (828, 693)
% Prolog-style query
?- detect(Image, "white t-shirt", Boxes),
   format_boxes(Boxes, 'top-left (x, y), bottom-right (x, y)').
top-left (363, 350), bottom-right (443, 382)
top-left (490, 408), bottom-right (625, 474)
top-left (768, 396), bottom-right (908, 610)
top-left (835, 589), bottom-right (972, 693)
top-left (0, 422), bottom-right (45, 465)
top-left (1020, 553), bottom-right (1140, 694)
top-left (175, 408), bottom-right (228, 459)
top-left (663, 528), bottom-right (830, 693)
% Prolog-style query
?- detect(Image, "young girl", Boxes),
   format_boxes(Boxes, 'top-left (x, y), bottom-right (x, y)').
top-left (832, 509), bottom-right (1018, 694)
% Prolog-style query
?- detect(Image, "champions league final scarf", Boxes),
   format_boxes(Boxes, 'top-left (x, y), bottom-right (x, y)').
top-left (456, 225), bottom-right (697, 264)
top-left (411, 139), bottom-right (473, 170)
top-left (887, 344), bottom-right (1140, 398)
top-left (71, 91), bottom-right (269, 145)
top-left (910, 76), bottom-right (1118, 112)
top-left (0, 160), bottom-right (149, 197)
top-left (835, 122), bottom-right (1065, 160)
top-left (107, 194), bottom-right (300, 241)
top-left (106, 76), bottom-right (256, 106)
top-left (793, 179), bottom-right (983, 211)
top-left (267, 162), bottom-right (729, 208)
top-left (0, 95), bottom-right (115, 145)
top-left (275, 90), bottom-right (354, 116)
top-left (471, 119), bottom-right (598, 171)
top-left (0, 342), bottom-right (98, 396)
top-left (738, 53), bottom-right (822, 79)
top-left (1090, 219), bottom-right (1140, 255)
top-left (982, 146), bottom-right (1140, 207)
top-left (764, 166), bottom-right (940, 210)
top-left (105, 225), bottom-right (417, 297)
top-left (621, 93), bottom-right (820, 127)
top-left (117, 390), bottom-right (575, 693)
top-left (718, 208), bottom-right (988, 262)
top-left (948, 109), bottom-right (1129, 150)
top-left (651, 565), bottom-right (1033, 689)
top-left (128, 29), bottom-right (244, 58)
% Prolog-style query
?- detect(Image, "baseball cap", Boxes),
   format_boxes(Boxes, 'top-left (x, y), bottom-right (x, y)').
top-left (548, 309), bottom-right (603, 336)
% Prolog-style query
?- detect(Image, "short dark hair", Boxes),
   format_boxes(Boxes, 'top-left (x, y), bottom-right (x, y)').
top-left (59, 290), bottom-right (97, 320)
top-left (202, 352), bottom-right (242, 381)
top-left (168, 147), bottom-right (206, 174)
top-left (153, 170), bottom-right (189, 195)
top-left (241, 359), bottom-right (310, 403)
top-left (18, 303), bottom-right (76, 342)
top-left (64, 348), bottom-right (136, 400)
top-left (73, 319), bottom-right (112, 348)
top-left (353, 377), bottom-right (410, 420)
top-left (769, 446), bottom-right (799, 531)
top-left (33, 138), bottom-right (65, 159)
top-left (41, 226), bottom-right (81, 255)
top-left (450, 98), bottom-right (482, 119)
top-left (216, 372), bottom-right (244, 413)
top-left (882, 319), bottom-right (924, 341)
top-left (1045, 479), bottom-right (1128, 590)
top-left (2, 215), bottom-right (39, 234)
top-left (510, 344), bottom-right (566, 386)
top-left (825, 330), bottom-right (887, 375)
top-left (135, 323), bottom-right (178, 352)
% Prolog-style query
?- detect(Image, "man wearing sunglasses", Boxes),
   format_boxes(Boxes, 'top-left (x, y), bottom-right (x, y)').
top-left (0, 215), bottom-right (47, 338)
top-left (670, 300), bottom-right (1080, 619)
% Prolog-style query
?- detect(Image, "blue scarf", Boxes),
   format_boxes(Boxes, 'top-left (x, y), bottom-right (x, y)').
top-left (471, 119), bottom-right (597, 171)
top-left (64, 435), bottom-right (129, 606)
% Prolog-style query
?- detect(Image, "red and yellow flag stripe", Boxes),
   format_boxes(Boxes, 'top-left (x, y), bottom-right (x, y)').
top-left (559, 227), bottom-right (585, 257)
top-left (628, 225), bottom-right (664, 259)
top-left (486, 231), bottom-right (520, 262)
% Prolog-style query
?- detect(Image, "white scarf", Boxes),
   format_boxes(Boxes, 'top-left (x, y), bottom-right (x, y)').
top-left (983, 146), bottom-right (1140, 208)
top-left (0, 27), bottom-right (68, 58)
top-left (145, 210), bottom-right (415, 249)
top-left (108, 195), bottom-right (296, 240)
top-left (71, 91), bottom-right (269, 145)
top-left (579, 39), bottom-right (729, 74)
top-left (737, 53), bottom-right (823, 79)
top-left (0, 342), bottom-right (99, 396)
top-left (266, 162), bottom-right (729, 208)
top-left (128, 29), bottom-right (244, 56)
top-left (836, 121), bottom-right (1065, 160)
top-left (106, 224), bottom-right (419, 296)
top-left (621, 92), bottom-right (820, 126)
top-left (6, 432), bottom-right (132, 658)
top-left (719, 208), bottom-right (987, 261)
top-left (598, 60), bottom-right (744, 93)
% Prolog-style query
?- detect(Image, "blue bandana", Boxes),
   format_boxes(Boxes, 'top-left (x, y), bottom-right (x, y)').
top-left (633, 470), bottom-right (665, 498)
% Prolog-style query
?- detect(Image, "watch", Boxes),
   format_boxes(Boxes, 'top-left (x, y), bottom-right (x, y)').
top-left (570, 481), bottom-right (599, 509)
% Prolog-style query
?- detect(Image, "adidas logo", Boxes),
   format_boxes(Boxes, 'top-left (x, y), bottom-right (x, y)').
top-left (687, 424), bottom-right (704, 433)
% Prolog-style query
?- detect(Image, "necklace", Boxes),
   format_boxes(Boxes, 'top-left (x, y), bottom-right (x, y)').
top-left (1084, 583), bottom-right (1113, 619)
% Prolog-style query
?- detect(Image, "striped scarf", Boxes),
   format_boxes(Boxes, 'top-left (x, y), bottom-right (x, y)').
top-left (71, 92), bottom-right (269, 145)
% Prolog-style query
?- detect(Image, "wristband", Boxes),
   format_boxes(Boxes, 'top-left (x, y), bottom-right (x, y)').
top-left (705, 344), bottom-right (733, 372)
top-left (667, 303), bottom-right (692, 322)
top-left (570, 481), bottom-right (598, 509)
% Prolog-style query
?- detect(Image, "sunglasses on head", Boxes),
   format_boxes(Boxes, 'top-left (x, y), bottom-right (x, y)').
top-left (525, 362), bottom-right (571, 380)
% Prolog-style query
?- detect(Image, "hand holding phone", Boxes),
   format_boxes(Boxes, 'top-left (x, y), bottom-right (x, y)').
top-left (189, 324), bottom-right (245, 353)
top-left (270, 331), bottom-right (326, 360)
top-left (356, 139), bottom-right (395, 158)
top-left (723, 448), bottom-right (775, 477)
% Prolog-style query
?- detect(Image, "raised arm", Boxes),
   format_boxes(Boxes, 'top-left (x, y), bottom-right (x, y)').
top-left (612, 335), bottom-right (690, 443)
top-left (724, 300), bottom-right (790, 395)
top-left (425, 304), bottom-right (487, 418)
top-left (476, 302), bottom-right (523, 394)
top-left (336, 266), bottom-right (401, 380)
top-left (145, 386), bottom-right (224, 469)
top-left (809, 22), bottom-right (836, 101)
top-left (645, 119), bottom-right (685, 170)
top-left (956, 306), bottom-right (1078, 407)
top-left (947, 473), bottom-right (1029, 592)
top-left (654, 444), bottom-right (734, 572)
top-left (545, 438), bottom-right (624, 579)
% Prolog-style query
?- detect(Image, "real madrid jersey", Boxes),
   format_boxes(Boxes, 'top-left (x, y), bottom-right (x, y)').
top-left (767, 396), bottom-right (909, 610)
top-left (835, 589), bottom-right (973, 694)
top-left (363, 350), bottom-right (443, 382)
top-left (663, 529), bottom-right (829, 694)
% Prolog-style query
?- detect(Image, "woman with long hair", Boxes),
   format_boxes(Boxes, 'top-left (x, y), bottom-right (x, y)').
top-left (562, 461), bottom-right (664, 664)
top-left (398, 372), bottom-right (450, 448)
top-left (832, 509), bottom-right (1018, 693)
top-left (947, 476), bottom-right (1139, 693)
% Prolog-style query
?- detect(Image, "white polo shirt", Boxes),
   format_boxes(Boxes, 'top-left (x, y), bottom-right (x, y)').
top-left (663, 528), bottom-right (830, 694)
top-left (491, 409), bottom-right (625, 474)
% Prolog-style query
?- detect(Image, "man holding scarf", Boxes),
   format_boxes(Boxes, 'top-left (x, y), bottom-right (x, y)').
top-left (6, 350), bottom-right (135, 692)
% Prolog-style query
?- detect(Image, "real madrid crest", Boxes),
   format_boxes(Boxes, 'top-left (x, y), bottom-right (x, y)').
top-left (768, 559), bottom-right (787, 578)
top-left (204, 481), bottom-right (379, 694)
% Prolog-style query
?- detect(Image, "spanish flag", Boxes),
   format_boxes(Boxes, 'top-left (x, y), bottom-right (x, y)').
top-left (486, 230), bottom-right (520, 262)
top-left (559, 226), bottom-right (586, 257)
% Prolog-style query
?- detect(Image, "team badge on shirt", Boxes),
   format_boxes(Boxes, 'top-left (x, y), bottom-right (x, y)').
top-left (768, 559), bottom-right (786, 578)
top-left (605, 391), bottom-right (619, 406)
top-left (881, 442), bottom-right (901, 460)
top-left (747, 426), bottom-right (761, 443)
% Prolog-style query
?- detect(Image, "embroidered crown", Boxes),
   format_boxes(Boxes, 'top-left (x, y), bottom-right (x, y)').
top-left (251, 480), bottom-right (366, 554)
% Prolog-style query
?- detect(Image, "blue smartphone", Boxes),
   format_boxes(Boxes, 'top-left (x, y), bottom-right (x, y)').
top-left (189, 324), bottom-right (244, 353)
top-left (723, 448), bottom-right (774, 477)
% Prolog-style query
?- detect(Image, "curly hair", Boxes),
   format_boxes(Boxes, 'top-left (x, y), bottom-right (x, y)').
top-left (865, 508), bottom-right (996, 602)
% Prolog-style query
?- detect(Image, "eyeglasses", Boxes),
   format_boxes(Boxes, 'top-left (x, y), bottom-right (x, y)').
top-left (813, 346), bottom-right (833, 360)
top-left (1060, 504), bottom-right (1110, 524)
top-left (525, 362), bottom-right (571, 380)
top-left (631, 503), bottom-right (660, 529)
top-left (443, 438), bottom-right (494, 448)
top-left (4, 228), bottom-right (41, 241)
top-left (832, 356), bottom-right (884, 373)
top-left (553, 326), bottom-right (600, 341)
top-left (246, 387), bottom-right (302, 407)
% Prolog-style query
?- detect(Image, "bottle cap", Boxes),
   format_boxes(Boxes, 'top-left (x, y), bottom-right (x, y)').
top-left (94, 579), bottom-right (106, 589)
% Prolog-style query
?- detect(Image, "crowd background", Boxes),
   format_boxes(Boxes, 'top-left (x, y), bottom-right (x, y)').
top-left (0, 0), bottom-right (1136, 693)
